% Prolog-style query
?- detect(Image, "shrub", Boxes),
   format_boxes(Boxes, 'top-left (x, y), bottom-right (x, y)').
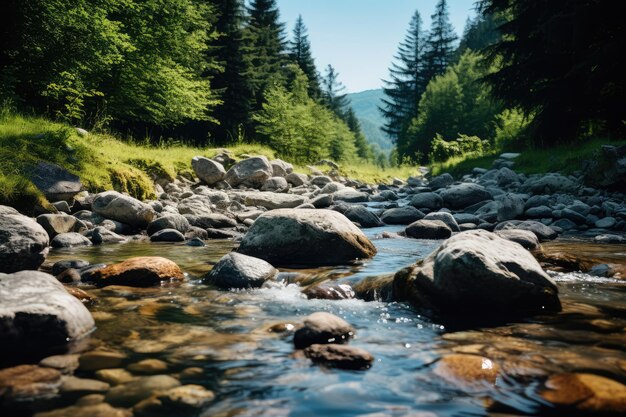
top-left (429, 133), bottom-right (490, 162)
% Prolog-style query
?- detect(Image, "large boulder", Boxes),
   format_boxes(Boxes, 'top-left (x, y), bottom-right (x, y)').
top-left (147, 214), bottom-right (190, 236)
top-left (523, 173), bottom-right (580, 194)
top-left (243, 191), bottom-right (306, 210)
top-left (495, 220), bottom-right (558, 242)
top-left (405, 219), bottom-right (452, 240)
top-left (224, 157), bottom-right (273, 188)
top-left (0, 209), bottom-right (49, 273)
top-left (93, 191), bottom-right (155, 228)
top-left (237, 209), bottom-right (376, 266)
top-left (51, 232), bottom-right (92, 248)
top-left (191, 156), bottom-right (226, 185)
top-left (380, 206), bottom-right (425, 225)
top-left (429, 173), bottom-right (454, 190)
top-left (83, 257), bottom-right (184, 287)
top-left (36, 214), bottom-right (87, 238)
top-left (343, 205), bottom-right (384, 228)
top-left (439, 183), bottom-right (493, 210)
top-left (410, 192), bottom-right (443, 211)
top-left (393, 230), bottom-right (561, 319)
top-left (29, 161), bottom-right (82, 201)
top-left (0, 271), bottom-right (94, 357)
top-left (204, 252), bottom-right (277, 289)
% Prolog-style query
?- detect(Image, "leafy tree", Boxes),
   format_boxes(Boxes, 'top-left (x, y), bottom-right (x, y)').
top-left (243, 0), bottom-right (287, 110)
top-left (289, 15), bottom-right (321, 99)
top-left (321, 64), bottom-right (350, 118)
top-left (380, 10), bottom-right (427, 159)
top-left (482, 0), bottom-right (625, 144)
top-left (422, 0), bottom-right (458, 82)
top-left (408, 50), bottom-right (500, 161)
top-left (209, 0), bottom-right (253, 142)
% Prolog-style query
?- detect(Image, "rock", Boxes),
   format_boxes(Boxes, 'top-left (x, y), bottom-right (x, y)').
top-left (582, 144), bottom-right (626, 190)
top-left (270, 159), bottom-right (293, 177)
top-left (133, 385), bottom-right (214, 416)
top-left (224, 156), bottom-right (273, 188)
top-left (525, 205), bottom-right (553, 218)
top-left (310, 193), bottom-right (334, 208)
top-left (561, 208), bottom-right (587, 225)
top-left (93, 191), bottom-right (155, 228)
top-left (147, 214), bottom-right (190, 236)
top-left (410, 192), bottom-right (443, 210)
top-left (293, 312), bottom-right (355, 349)
top-left (84, 257), bottom-right (184, 287)
top-left (243, 191), bottom-right (306, 210)
top-left (303, 283), bottom-right (355, 300)
top-left (343, 205), bottom-right (384, 228)
top-left (204, 252), bottom-right (277, 289)
top-left (79, 350), bottom-right (127, 371)
top-left (433, 354), bottom-right (500, 390)
top-left (105, 375), bottom-right (181, 407)
top-left (524, 173), bottom-right (580, 194)
top-left (500, 152), bottom-right (520, 159)
top-left (405, 219), bottom-right (452, 240)
top-left (304, 344), bottom-right (373, 370)
top-left (380, 206), bottom-right (425, 225)
top-left (333, 188), bottom-right (369, 203)
top-left (429, 173), bottom-right (454, 190)
top-left (261, 177), bottom-right (290, 192)
top-left (205, 228), bottom-right (242, 239)
top-left (29, 161), bottom-right (83, 201)
top-left (594, 234), bottom-right (626, 244)
top-left (540, 373), bottom-right (626, 414)
top-left (595, 217), bottom-right (616, 229)
top-left (238, 209), bottom-right (376, 266)
top-left (34, 403), bottom-right (131, 417)
top-left (127, 359), bottom-right (168, 374)
top-left (393, 230), bottom-right (561, 319)
top-left (177, 195), bottom-right (213, 216)
top-left (495, 167), bottom-right (519, 186)
top-left (423, 211), bottom-right (460, 232)
top-left (40, 354), bottom-right (80, 374)
top-left (191, 156), bottom-right (225, 185)
top-left (315, 159), bottom-right (339, 169)
top-left (37, 214), bottom-right (86, 238)
top-left (440, 183), bottom-right (493, 210)
top-left (149, 229), bottom-right (185, 242)
top-left (91, 227), bottom-right (127, 244)
top-left (94, 369), bottom-right (135, 386)
top-left (453, 213), bottom-right (480, 225)
top-left (320, 182), bottom-right (345, 194)
top-left (495, 229), bottom-right (540, 251)
top-left (0, 365), bottom-right (62, 402)
top-left (311, 175), bottom-right (332, 187)
top-left (0, 271), bottom-right (94, 358)
top-left (286, 172), bottom-right (308, 187)
top-left (186, 213), bottom-right (237, 229)
top-left (497, 194), bottom-right (525, 222)
top-left (51, 232), bottom-right (92, 248)
top-left (0, 210), bottom-right (49, 273)
top-left (60, 376), bottom-right (110, 397)
top-left (495, 220), bottom-right (558, 242)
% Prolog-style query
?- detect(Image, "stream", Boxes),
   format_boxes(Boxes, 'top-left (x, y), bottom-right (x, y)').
top-left (38, 226), bottom-right (626, 417)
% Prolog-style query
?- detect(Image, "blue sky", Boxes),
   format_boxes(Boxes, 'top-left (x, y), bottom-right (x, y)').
top-left (276, 0), bottom-right (477, 93)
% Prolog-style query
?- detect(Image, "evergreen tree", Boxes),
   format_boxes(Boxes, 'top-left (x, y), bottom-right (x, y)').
top-left (321, 64), bottom-right (350, 118)
top-left (457, 10), bottom-right (501, 55)
top-left (344, 107), bottom-right (373, 160)
top-left (422, 0), bottom-right (458, 83)
top-left (243, 0), bottom-right (287, 110)
top-left (483, 0), bottom-right (624, 144)
top-left (380, 10), bottom-right (426, 159)
top-left (209, 0), bottom-right (253, 142)
top-left (289, 15), bottom-right (321, 99)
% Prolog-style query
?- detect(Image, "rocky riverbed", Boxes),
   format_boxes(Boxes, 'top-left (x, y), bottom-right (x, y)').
top-left (1, 151), bottom-right (626, 416)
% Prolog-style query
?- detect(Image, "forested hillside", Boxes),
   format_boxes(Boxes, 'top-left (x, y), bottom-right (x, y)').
top-left (346, 89), bottom-right (393, 153)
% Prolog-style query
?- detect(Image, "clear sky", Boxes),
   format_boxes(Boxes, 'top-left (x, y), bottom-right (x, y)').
top-left (276, 0), bottom-right (478, 93)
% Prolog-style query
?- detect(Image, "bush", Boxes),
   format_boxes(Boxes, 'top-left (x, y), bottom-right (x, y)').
top-left (494, 108), bottom-right (532, 149)
top-left (429, 133), bottom-right (490, 162)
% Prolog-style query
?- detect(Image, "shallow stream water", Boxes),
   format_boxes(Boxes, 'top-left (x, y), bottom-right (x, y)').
top-left (39, 229), bottom-right (626, 417)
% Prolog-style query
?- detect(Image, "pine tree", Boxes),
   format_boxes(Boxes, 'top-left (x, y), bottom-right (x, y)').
top-left (289, 15), bottom-right (321, 99)
top-left (243, 0), bottom-right (287, 110)
top-left (456, 10), bottom-right (501, 55)
top-left (344, 107), bottom-right (373, 160)
top-left (209, 0), bottom-right (253, 142)
top-left (321, 64), bottom-right (350, 118)
top-left (422, 0), bottom-right (458, 83)
top-left (380, 10), bottom-right (426, 159)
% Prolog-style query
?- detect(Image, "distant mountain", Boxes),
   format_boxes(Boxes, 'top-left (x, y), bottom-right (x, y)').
top-left (346, 89), bottom-right (393, 153)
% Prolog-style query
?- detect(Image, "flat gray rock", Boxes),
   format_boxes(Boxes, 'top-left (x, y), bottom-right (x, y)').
top-left (204, 252), bottom-right (277, 289)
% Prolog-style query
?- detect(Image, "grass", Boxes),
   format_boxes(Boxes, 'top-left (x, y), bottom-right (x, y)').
top-left (429, 138), bottom-right (626, 178)
top-left (0, 111), bottom-right (422, 213)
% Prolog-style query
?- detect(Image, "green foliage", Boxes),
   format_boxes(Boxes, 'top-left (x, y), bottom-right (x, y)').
top-left (43, 72), bottom-right (104, 124)
top-left (289, 15), bottom-right (322, 99)
top-left (407, 50), bottom-right (501, 161)
top-left (422, 0), bottom-right (458, 82)
top-left (493, 108), bottom-right (531, 148)
top-left (483, 0), bottom-right (625, 144)
top-left (253, 66), bottom-right (357, 163)
top-left (429, 133), bottom-right (490, 162)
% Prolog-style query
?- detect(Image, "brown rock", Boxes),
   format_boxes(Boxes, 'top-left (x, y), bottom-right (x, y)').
top-left (303, 283), bottom-right (355, 300)
top-left (39, 354), bottom-right (80, 374)
top-left (304, 344), bottom-right (374, 370)
top-left (293, 312), bottom-right (355, 349)
top-left (34, 403), bottom-right (131, 417)
top-left (128, 359), bottom-right (169, 374)
top-left (85, 257), bottom-right (184, 287)
top-left (540, 373), bottom-right (626, 414)
top-left (94, 368), bottom-right (135, 386)
top-left (433, 354), bottom-right (500, 390)
top-left (0, 364), bottom-right (62, 401)
top-left (79, 350), bottom-right (127, 371)
top-left (65, 286), bottom-right (95, 303)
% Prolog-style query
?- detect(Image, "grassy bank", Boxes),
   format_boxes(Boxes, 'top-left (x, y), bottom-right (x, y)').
top-left (429, 138), bottom-right (626, 178)
top-left (0, 112), bottom-right (420, 213)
